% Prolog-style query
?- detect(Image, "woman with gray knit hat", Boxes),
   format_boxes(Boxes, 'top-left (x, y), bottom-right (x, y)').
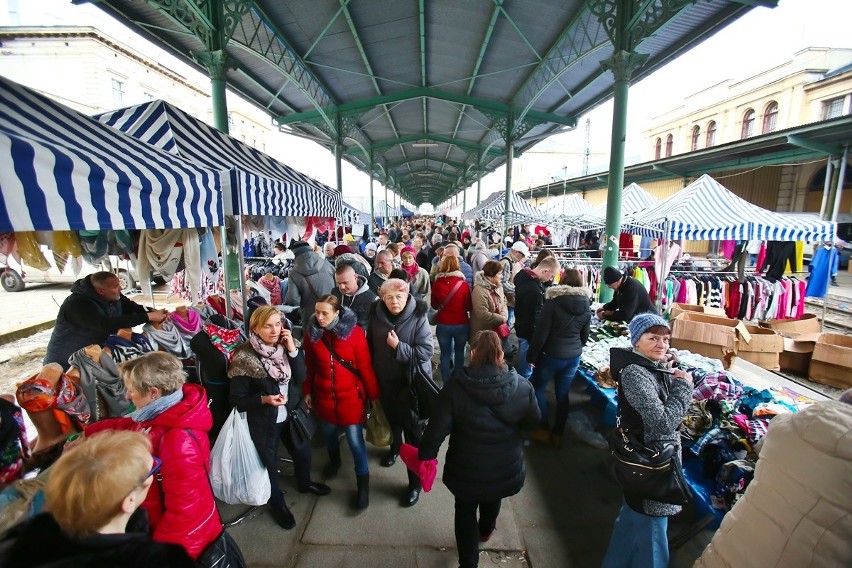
top-left (601, 312), bottom-right (693, 568)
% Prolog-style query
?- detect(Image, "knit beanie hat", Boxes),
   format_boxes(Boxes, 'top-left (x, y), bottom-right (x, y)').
top-left (289, 240), bottom-right (311, 256)
top-left (629, 313), bottom-right (669, 346)
top-left (400, 245), bottom-right (417, 257)
top-left (333, 244), bottom-right (351, 257)
top-left (602, 266), bottom-right (623, 285)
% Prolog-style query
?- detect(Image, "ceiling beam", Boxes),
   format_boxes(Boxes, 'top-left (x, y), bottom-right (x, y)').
top-left (348, 133), bottom-right (503, 155)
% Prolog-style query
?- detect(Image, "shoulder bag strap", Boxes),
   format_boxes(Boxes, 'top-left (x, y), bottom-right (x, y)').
top-left (435, 280), bottom-right (464, 313)
top-left (320, 334), bottom-right (363, 380)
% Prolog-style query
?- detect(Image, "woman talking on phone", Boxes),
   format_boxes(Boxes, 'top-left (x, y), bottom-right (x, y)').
top-left (228, 306), bottom-right (330, 531)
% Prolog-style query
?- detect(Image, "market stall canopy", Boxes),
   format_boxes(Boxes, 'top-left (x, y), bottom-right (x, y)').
top-left (461, 190), bottom-right (505, 220)
top-left (542, 194), bottom-right (593, 216)
top-left (375, 200), bottom-right (400, 219)
top-left (399, 205), bottom-right (414, 218)
top-left (477, 192), bottom-right (546, 225)
top-left (95, 100), bottom-right (341, 218)
top-left (625, 174), bottom-right (835, 241)
top-left (579, 183), bottom-right (658, 228)
top-left (341, 200), bottom-right (370, 225)
top-left (89, 0), bottom-right (767, 207)
top-left (0, 75), bottom-right (223, 232)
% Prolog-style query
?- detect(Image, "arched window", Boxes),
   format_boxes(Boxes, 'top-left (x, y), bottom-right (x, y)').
top-left (762, 101), bottom-right (778, 133)
top-left (706, 121), bottom-right (717, 147)
top-left (741, 108), bottom-right (756, 139)
top-left (665, 134), bottom-right (673, 157)
top-left (654, 137), bottom-right (662, 160)
top-left (690, 126), bottom-right (700, 151)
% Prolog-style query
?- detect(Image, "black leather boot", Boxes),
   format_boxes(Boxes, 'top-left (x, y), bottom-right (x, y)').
top-left (323, 447), bottom-right (341, 479)
top-left (401, 469), bottom-right (421, 507)
top-left (270, 503), bottom-right (296, 530)
top-left (355, 473), bottom-right (370, 510)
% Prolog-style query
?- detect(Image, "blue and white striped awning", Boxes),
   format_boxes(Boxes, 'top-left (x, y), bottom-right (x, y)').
top-left (542, 194), bottom-right (593, 216)
top-left (341, 200), bottom-right (370, 225)
top-left (375, 200), bottom-right (400, 218)
top-left (0, 76), bottom-right (224, 231)
top-left (95, 100), bottom-right (341, 219)
top-left (625, 174), bottom-right (835, 241)
top-left (461, 190), bottom-right (505, 220)
top-left (577, 183), bottom-right (658, 229)
top-left (756, 211), bottom-right (835, 241)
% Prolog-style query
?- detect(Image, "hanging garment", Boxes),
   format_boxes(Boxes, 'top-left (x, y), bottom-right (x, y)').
top-left (203, 322), bottom-right (243, 361)
top-left (265, 216), bottom-right (289, 241)
top-left (0, 398), bottom-right (29, 485)
top-left (67, 348), bottom-right (130, 421)
top-left (206, 294), bottom-right (227, 316)
top-left (762, 241), bottom-right (797, 282)
top-left (52, 231), bottom-right (82, 258)
top-left (143, 320), bottom-right (189, 358)
top-left (258, 274), bottom-right (283, 305)
top-left (103, 333), bottom-right (154, 363)
top-left (805, 246), bottom-right (838, 298)
top-left (0, 232), bottom-right (16, 256)
top-left (136, 229), bottom-right (202, 299)
top-left (199, 228), bottom-right (219, 276)
top-left (191, 303), bottom-right (219, 321)
top-left (14, 232), bottom-right (50, 271)
top-left (16, 372), bottom-right (91, 433)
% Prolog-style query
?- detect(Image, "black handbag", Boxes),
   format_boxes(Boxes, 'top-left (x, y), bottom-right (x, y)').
top-left (289, 399), bottom-right (316, 446)
top-left (406, 351), bottom-right (441, 421)
top-left (606, 425), bottom-right (690, 505)
top-left (196, 528), bottom-right (247, 568)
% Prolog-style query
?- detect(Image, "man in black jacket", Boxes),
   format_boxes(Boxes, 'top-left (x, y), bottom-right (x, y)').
top-left (597, 266), bottom-right (657, 323)
top-left (43, 272), bottom-right (167, 367)
top-left (513, 256), bottom-right (558, 380)
top-left (332, 263), bottom-right (378, 329)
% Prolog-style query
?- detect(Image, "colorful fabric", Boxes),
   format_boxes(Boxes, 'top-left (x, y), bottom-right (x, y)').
top-left (731, 414), bottom-right (771, 444)
top-left (693, 372), bottom-right (743, 402)
top-left (248, 333), bottom-right (291, 384)
top-left (103, 333), bottom-right (154, 363)
top-left (204, 323), bottom-right (242, 361)
top-left (16, 373), bottom-right (91, 433)
top-left (170, 309), bottom-right (202, 337)
top-left (258, 275), bottom-right (283, 305)
top-left (0, 399), bottom-right (29, 485)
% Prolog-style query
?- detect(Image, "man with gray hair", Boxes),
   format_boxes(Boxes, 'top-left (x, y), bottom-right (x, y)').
top-left (469, 240), bottom-right (489, 274)
top-left (427, 232), bottom-right (443, 266)
top-left (368, 249), bottom-right (394, 295)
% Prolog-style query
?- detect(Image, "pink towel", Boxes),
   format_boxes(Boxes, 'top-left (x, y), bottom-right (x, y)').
top-left (400, 442), bottom-right (438, 493)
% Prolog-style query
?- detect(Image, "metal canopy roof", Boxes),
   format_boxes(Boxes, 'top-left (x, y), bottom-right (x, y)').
top-left (88, 0), bottom-right (766, 206)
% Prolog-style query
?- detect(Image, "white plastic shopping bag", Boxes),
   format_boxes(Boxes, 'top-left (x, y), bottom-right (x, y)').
top-left (210, 408), bottom-right (271, 506)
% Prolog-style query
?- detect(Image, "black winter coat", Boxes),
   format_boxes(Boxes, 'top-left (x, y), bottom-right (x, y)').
top-left (1, 513), bottom-right (193, 568)
top-left (43, 275), bottom-right (149, 366)
top-left (527, 285), bottom-right (592, 363)
top-left (601, 275), bottom-right (656, 322)
top-left (331, 277), bottom-right (378, 329)
top-left (419, 364), bottom-right (540, 502)
top-left (228, 344), bottom-right (309, 469)
top-left (513, 268), bottom-right (549, 340)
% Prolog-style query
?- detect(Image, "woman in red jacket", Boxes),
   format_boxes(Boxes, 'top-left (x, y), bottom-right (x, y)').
top-left (431, 255), bottom-right (472, 383)
top-left (303, 294), bottom-right (380, 510)
top-left (84, 352), bottom-right (221, 560)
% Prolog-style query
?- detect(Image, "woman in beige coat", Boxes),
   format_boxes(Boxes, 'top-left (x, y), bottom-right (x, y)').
top-left (694, 390), bottom-right (852, 568)
top-left (470, 261), bottom-right (508, 346)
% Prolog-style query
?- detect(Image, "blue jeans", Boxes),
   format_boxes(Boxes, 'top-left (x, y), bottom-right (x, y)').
top-left (320, 421), bottom-right (369, 476)
top-left (600, 500), bottom-right (669, 568)
top-left (507, 306), bottom-right (515, 329)
top-left (436, 323), bottom-right (469, 383)
top-left (531, 354), bottom-right (580, 434)
top-left (516, 337), bottom-right (532, 379)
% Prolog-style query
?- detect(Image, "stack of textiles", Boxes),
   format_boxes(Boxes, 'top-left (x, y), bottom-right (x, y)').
top-left (579, 322), bottom-right (631, 375)
top-left (680, 370), bottom-right (815, 511)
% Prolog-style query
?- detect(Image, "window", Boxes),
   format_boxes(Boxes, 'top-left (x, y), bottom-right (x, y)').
top-left (741, 108), bottom-right (755, 139)
top-left (142, 92), bottom-right (154, 102)
top-left (823, 96), bottom-right (845, 120)
top-left (706, 121), bottom-right (717, 147)
top-left (690, 126), bottom-right (700, 151)
top-left (227, 113), bottom-right (234, 131)
top-left (654, 137), bottom-right (662, 160)
top-left (111, 79), bottom-right (124, 107)
top-left (762, 101), bottom-right (778, 133)
top-left (665, 134), bottom-right (673, 158)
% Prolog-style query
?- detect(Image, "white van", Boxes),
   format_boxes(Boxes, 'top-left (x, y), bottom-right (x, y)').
top-left (0, 247), bottom-right (140, 292)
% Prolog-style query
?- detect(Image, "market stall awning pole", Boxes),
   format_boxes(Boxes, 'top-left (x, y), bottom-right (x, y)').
top-left (831, 145), bottom-right (848, 222)
top-left (504, 121), bottom-right (514, 235)
top-left (368, 154), bottom-right (375, 233)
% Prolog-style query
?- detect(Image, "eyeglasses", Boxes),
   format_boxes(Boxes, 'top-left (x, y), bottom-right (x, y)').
top-left (145, 456), bottom-right (162, 481)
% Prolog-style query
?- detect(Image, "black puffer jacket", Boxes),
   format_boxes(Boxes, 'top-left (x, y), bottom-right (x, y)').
top-left (513, 268), bottom-right (549, 340)
top-left (527, 285), bottom-right (592, 363)
top-left (601, 275), bottom-right (656, 322)
top-left (419, 363), bottom-right (541, 502)
top-left (228, 344), bottom-right (309, 467)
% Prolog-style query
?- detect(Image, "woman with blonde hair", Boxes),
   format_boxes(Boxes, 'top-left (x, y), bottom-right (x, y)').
top-left (83, 352), bottom-right (221, 559)
top-left (2, 430), bottom-right (193, 567)
top-left (228, 305), bottom-right (329, 530)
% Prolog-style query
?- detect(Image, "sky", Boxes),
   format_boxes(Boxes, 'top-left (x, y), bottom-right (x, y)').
top-left (2, 0), bottom-right (850, 212)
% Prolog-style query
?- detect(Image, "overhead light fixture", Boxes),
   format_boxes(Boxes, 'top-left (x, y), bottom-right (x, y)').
top-left (411, 142), bottom-right (438, 148)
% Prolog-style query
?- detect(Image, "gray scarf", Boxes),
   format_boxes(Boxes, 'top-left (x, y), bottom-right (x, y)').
top-left (144, 320), bottom-right (189, 358)
top-left (130, 388), bottom-right (184, 423)
top-left (67, 348), bottom-right (130, 421)
top-left (323, 315), bottom-right (341, 334)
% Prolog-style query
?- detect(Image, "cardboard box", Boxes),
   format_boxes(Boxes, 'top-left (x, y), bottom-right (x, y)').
top-left (809, 333), bottom-right (852, 389)
top-left (779, 333), bottom-right (820, 375)
top-left (736, 325), bottom-right (784, 371)
top-left (671, 312), bottom-right (749, 367)
top-left (669, 303), bottom-right (727, 321)
top-left (762, 314), bottom-right (821, 335)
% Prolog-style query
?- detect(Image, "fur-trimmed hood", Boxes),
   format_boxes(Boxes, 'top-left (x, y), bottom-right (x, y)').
top-left (227, 343), bottom-right (267, 380)
top-left (306, 306), bottom-right (358, 343)
top-left (474, 270), bottom-right (498, 291)
top-left (545, 284), bottom-right (590, 299)
top-left (435, 270), bottom-right (465, 280)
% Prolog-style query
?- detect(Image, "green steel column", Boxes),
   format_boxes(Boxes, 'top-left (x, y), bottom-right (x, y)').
top-left (462, 186), bottom-right (467, 215)
top-left (384, 185), bottom-right (389, 227)
top-left (503, 114), bottom-right (515, 234)
top-left (599, 50), bottom-right (647, 303)
top-left (368, 155), bottom-right (375, 232)
top-left (477, 174), bottom-right (481, 205)
top-left (193, 48), bottom-right (231, 132)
